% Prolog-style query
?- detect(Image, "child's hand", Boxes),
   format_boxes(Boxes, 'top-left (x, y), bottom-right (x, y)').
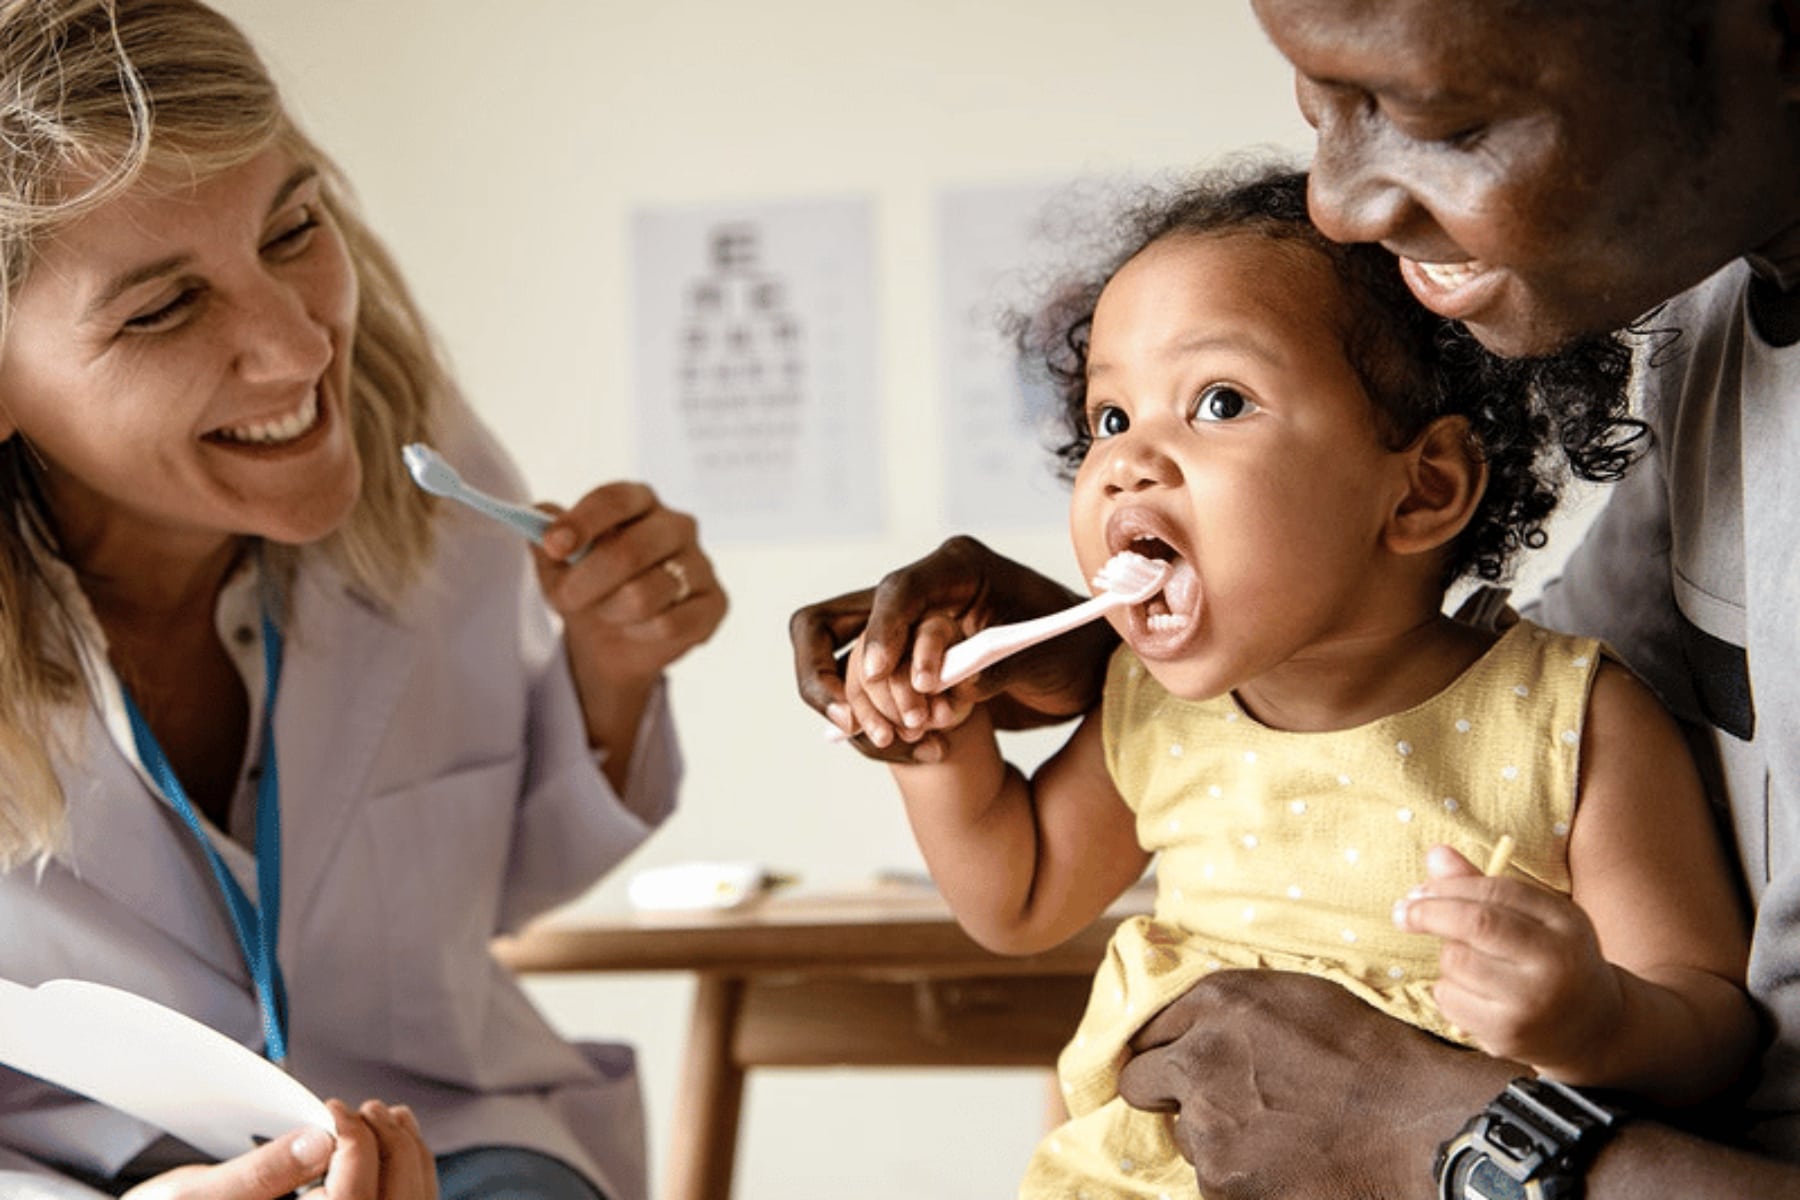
top-left (1393, 844), bottom-right (1624, 1080)
top-left (842, 631), bottom-right (975, 752)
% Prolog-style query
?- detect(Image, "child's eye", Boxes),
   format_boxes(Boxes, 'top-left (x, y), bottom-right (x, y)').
top-left (1089, 404), bottom-right (1130, 439)
top-left (1193, 384), bottom-right (1257, 423)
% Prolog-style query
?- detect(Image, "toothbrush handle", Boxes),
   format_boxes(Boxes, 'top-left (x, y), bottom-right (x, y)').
top-left (936, 591), bottom-right (1120, 690)
top-left (451, 489), bottom-right (553, 544)
top-left (446, 491), bottom-right (593, 564)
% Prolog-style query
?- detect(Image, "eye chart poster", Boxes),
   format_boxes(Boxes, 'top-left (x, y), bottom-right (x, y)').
top-left (936, 179), bottom-right (1126, 530)
top-left (632, 197), bottom-right (880, 543)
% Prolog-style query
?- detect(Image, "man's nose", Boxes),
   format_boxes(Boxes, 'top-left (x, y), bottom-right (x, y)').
top-left (1299, 83), bottom-right (1418, 248)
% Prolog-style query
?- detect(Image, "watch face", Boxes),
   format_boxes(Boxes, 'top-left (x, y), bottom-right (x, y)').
top-left (1461, 1156), bottom-right (1529, 1200)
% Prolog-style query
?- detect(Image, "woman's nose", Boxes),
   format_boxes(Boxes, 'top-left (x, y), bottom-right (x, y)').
top-left (231, 281), bottom-right (333, 384)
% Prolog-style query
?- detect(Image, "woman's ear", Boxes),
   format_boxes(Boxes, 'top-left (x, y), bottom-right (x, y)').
top-left (1384, 415), bottom-right (1485, 558)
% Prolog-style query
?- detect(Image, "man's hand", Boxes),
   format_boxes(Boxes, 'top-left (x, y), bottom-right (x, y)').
top-left (789, 536), bottom-right (1116, 762)
top-left (1116, 970), bottom-right (1517, 1200)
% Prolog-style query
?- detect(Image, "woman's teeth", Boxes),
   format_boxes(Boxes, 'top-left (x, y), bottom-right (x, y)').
top-left (1147, 611), bottom-right (1190, 633)
top-left (213, 391), bottom-right (319, 445)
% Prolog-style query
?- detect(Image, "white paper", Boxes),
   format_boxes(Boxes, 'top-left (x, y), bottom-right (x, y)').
top-left (627, 861), bottom-right (771, 911)
top-left (632, 197), bottom-right (881, 542)
top-left (0, 977), bottom-right (331, 1161)
top-left (935, 178), bottom-right (1136, 529)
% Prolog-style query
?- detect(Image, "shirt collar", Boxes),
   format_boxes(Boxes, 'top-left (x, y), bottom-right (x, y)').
top-left (23, 517), bottom-right (271, 846)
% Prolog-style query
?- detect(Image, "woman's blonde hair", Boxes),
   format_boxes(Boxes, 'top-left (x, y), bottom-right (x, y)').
top-left (0, 0), bottom-right (446, 866)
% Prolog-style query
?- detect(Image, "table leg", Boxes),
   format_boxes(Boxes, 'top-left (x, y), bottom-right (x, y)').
top-left (663, 974), bottom-right (747, 1200)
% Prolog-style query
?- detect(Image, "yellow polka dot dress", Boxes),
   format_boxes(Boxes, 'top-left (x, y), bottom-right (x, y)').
top-left (1019, 619), bottom-right (1604, 1199)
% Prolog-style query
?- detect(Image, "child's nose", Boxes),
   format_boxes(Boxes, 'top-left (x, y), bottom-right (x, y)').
top-left (1103, 435), bottom-right (1180, 495)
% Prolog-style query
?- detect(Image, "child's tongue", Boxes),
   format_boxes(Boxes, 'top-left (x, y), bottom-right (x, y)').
top-left (1150, 555), bottom-right (1201, 622)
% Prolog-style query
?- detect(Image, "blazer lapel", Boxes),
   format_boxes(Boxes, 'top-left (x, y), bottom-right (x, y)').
top-left (61, 708), bottom-right (249, 984)
top-left (274, 564), bottom-right (419, 928)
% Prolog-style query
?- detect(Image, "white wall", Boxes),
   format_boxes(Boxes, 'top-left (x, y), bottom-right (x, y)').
top-left (210, 3), bottom-right (1595, 1196)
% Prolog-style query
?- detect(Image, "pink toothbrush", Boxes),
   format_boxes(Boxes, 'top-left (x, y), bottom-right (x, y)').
top-left (934, 549), bottom-right (1171, 689)
top-left (825, 550), bottom-right (1171, 742)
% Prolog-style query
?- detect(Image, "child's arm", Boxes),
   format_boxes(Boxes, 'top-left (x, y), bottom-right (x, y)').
top-left (1397, 661), bottom-right (1757, 1106)
top-left (891, 705), bottom-right (1150, 956)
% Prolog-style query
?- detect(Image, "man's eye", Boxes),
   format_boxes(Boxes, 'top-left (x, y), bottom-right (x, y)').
top-left (1193, 384), bottom-right (1257, 422)
top-left (1090, 405), bottom-right (1130, 438)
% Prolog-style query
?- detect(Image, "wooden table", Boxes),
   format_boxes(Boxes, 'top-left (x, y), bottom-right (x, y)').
top-left (493, 879), bottom-right (1150, 1200)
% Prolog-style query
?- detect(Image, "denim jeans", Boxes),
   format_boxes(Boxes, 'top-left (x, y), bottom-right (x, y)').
top-left (435, 1146), bottom-right (604, 1200)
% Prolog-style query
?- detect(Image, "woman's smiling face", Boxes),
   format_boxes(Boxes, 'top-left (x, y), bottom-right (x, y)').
top-left (1252, 0), bottom-right (1796, 356)
top-left (1068, 231), bottom-right (1415, 702)
top-left (0, 144), bottom-right (362, 562)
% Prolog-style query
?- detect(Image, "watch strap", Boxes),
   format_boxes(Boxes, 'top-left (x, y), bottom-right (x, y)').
top-left (1436, 1077), bottom-right (1624, 1199)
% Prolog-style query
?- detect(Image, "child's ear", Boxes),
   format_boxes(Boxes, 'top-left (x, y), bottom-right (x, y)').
top-left (1384, 415), bottom-right (1485, 557)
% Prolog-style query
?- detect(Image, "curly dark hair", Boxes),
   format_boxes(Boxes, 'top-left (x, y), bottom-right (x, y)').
top-left (1016, 162), bottom-right (1648, 586)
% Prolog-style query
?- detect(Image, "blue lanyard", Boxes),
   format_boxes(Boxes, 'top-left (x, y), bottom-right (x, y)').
top-left (121, 612), bottom-right (289, 1065)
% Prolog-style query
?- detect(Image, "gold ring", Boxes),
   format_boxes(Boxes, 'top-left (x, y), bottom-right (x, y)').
top-left (661, 557), bottom-right (692, 606)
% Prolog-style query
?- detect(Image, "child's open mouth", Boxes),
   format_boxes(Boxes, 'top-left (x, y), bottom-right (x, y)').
top-left (1118, 535), bottom-right (1199, 641)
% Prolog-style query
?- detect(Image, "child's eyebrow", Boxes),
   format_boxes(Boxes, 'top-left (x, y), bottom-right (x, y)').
top-left (1089, 331), bottom-right (1290, 378)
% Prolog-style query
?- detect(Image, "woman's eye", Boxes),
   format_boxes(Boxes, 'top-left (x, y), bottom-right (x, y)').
top-left (264, 210), bottom-right (320, 257)
top-left (1193, 384), bottom-right (1257, 423)
top-left (1089, 404), bottom-right (1130, 439)
top-left (122, 288), bottom-right (201, 333)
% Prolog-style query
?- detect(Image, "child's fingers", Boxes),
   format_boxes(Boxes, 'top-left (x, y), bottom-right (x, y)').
top-left (844, 683), bottom-right (900, 748)
top-left (1431, 974), bottom-right (1530, 1051)
top-left (842, 648), bottom-right (900, 748)
top-left (904, 613), bottom-right (964, 694)
top-left (1397, 887), bottom-right (1544, 957)
top-left (1425, 843), bottom-right (1485, 880)
top-left (359, 1101), bottom-right (437, 1200)
top-left (1402, 874), bottom-right (1584, 942)
top-left (320, 1099), bottom-right (379, 1199)
top-left (880, 662), bottom-right (936, 740)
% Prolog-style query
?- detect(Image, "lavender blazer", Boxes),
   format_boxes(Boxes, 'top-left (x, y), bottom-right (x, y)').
top-left (0, 408), bottom-right (678, 1200)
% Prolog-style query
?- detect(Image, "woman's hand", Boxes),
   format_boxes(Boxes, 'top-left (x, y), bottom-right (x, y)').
top-left (789, 536), bottom-right (1115, 763)
top-left (533, 482), bottom-right (726, 769)
top-left (122, 1100), bottom-right (437, 1200)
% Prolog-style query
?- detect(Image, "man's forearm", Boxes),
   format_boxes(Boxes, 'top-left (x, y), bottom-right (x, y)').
top-left (1588, 1121), bottom-right (1800, 1198)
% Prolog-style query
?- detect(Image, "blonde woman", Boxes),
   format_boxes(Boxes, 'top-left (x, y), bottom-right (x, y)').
top-left (0, 3), bottom-right (725, 1198)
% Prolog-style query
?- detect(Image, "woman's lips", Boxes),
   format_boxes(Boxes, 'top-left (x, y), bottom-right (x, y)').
top-left (1397, 255), bottom-right (1505, 322)
top-left (208, 389), bottom-right (318, 445)
top-left (205, 387), bottom-right (328, 452)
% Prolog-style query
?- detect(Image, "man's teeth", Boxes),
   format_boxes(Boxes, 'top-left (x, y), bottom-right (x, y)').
top-left (1416, 260), bottom-right (1488, 288)
top-left (214, 392), bottom-right (319, 444)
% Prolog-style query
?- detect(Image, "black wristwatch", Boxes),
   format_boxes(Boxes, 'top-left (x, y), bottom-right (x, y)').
top-left (1434, 1077), bottom-right (1624, 1200)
